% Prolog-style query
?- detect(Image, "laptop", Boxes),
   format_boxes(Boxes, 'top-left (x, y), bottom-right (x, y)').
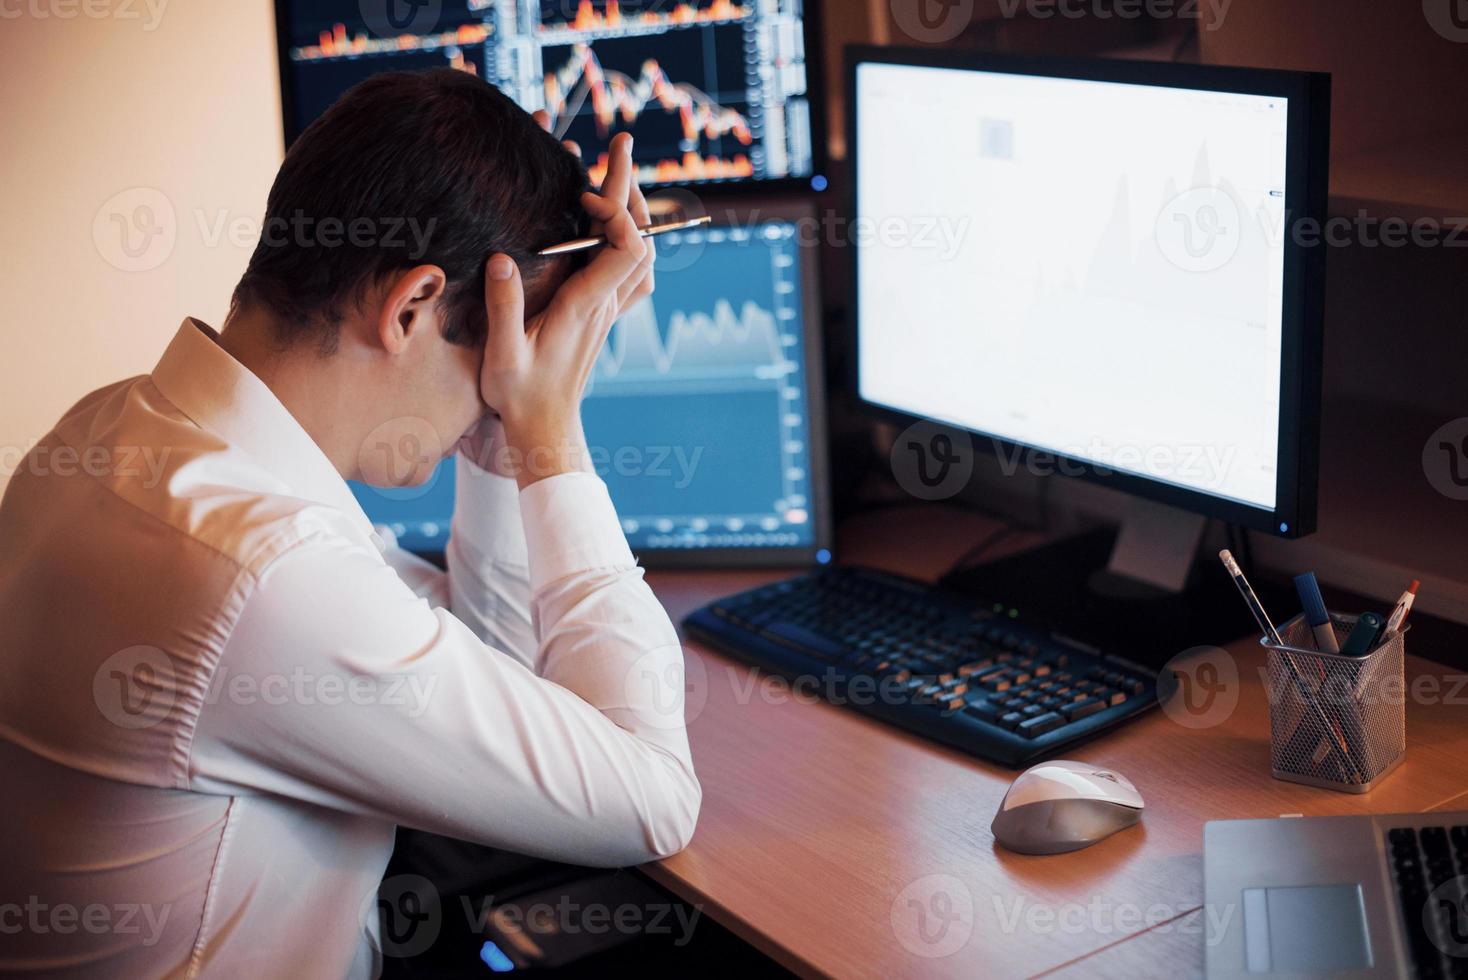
top-left (1205, 813), bottom-right (1468, 978)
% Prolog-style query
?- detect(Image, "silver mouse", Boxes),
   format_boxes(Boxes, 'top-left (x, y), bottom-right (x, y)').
top-left (991, 759), bottom-right (1144, 855)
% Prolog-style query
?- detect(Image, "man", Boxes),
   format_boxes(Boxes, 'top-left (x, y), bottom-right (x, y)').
top-left (0, 70), bottom-right (699, 976)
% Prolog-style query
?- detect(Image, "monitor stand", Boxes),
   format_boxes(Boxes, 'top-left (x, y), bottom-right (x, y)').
top-left (939, 502), bottom-right (1284, 669)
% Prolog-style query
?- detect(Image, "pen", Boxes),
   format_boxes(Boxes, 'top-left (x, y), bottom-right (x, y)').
top-left (1340, 612), bottom-right (1384, 656)
top-left (1293, 572), bottom-right (1340, 654)
top-left (1219, 550), bottom-right (1283, 645)
top-left (537, 215), bottom-right (712, 256)
top-left (1383, 579), bottom-right (1419, 636)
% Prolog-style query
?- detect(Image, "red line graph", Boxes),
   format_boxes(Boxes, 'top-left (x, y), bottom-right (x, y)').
top-left (546, 0), bottom-right (751, 33)
top-left (588, 149), bottom-right (753, 185)
top-left (292, 22), bottom-right (489, 62)
top-left (546, 42), bottom-right (752, 144)
top-left (547, 43), bottom-right (754, 184)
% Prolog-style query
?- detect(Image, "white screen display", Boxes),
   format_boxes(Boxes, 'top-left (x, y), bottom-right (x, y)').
top-left (856, 62), bottom-right (1290, 511)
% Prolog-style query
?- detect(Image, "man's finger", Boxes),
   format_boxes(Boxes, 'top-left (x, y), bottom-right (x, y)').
top-left (483, 254), bottom-right (526, 366)
top-left (628, 174), bottom-right (651, 228)
top-left (552, 210), bottom-right (645, 331)
top-left (598, 133), bottom-right (634, 217)
top-left (616, 244), bottom-right (655, 312)
top-left (532, 109), bottom-right (551, 132)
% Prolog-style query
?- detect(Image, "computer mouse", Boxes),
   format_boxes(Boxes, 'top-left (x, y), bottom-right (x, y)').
top-left (991, 760), bottom-right (1144, 855)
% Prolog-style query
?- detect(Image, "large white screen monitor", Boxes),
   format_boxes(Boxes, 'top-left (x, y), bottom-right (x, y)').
top-left (850, 50), bottom-right (1329, 536)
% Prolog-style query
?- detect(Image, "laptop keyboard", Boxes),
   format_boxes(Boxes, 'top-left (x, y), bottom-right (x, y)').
top-left (1387, 825), bottom-right (1468, 978)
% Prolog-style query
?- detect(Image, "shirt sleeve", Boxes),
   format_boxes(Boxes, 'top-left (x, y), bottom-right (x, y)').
top-left (186, 472), bottom-right (701, 868)
top-left (444, 452), bottom-right (538, 669)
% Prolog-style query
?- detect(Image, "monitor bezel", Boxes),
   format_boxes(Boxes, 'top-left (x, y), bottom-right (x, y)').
top-left (271, 0), bottom-right (829, 195)
top-left (622, 198), bottom-right (834, 568)
top-left (845, 45), bottom-right (1328, 538)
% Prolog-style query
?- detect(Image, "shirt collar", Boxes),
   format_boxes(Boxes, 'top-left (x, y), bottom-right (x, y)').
top-left (150, 318), bottom-right (376, 539)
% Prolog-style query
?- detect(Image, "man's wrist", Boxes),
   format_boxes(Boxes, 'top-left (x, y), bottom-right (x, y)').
top-left (499, 417), bottom-right (594, 490)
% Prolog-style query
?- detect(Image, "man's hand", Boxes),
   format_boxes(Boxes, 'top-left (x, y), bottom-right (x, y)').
top-left (477, 132), bottom-right (654, 489)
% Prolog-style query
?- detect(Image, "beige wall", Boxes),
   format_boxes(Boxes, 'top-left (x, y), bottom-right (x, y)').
top-left (0, 1), bottom-right (283, 492)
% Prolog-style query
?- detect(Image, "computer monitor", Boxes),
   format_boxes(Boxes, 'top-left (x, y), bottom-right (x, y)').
top-left (351, 212), bottom-right (832, 565)
top-left (274, 0), bottom-right (823, 190)
top-left (848, 48), bottom-right (1329, 539)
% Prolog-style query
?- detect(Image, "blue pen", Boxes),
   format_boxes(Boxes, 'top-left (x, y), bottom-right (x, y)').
top-left (1293, 572), bottom-right (1340, 653)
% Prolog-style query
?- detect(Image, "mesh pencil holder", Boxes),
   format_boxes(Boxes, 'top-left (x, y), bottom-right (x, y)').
top-left (1260, 613), bottom-right (1406, 794)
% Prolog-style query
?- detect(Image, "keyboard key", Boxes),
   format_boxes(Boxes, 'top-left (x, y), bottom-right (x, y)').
top-left (1066, 698), bottom-right (1107, 721)
top-left (965, 700), bottom-right (1002, 723)
top-left (761, 622), bottom-right (847, 661)
top-left (999, 711), bottom-right (1025, 730)
top-left (1017, 712), bottom-right (1066, 737)
top-left (1390, 828), bottom-right (1419, 849)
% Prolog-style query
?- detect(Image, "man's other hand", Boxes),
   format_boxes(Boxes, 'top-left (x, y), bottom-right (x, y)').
top-left (476, 132), bottom-right (654, 489)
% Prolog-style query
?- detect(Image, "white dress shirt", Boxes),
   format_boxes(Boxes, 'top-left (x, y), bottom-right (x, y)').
top-left (0, 320), bottom-right (700, 977)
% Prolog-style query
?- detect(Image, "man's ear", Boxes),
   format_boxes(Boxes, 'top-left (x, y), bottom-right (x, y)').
top-left (377, 265), bottom-right (447, 355)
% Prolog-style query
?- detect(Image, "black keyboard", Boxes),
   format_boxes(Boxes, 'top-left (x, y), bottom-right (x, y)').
top-left (1387, 825), bottom-right (1468, 978)
top-left (683, 566), bottom-right (1158, 768)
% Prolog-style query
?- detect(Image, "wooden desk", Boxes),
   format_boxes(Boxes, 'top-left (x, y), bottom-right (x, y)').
top-left (642, 505), bottom-right (1468, 979)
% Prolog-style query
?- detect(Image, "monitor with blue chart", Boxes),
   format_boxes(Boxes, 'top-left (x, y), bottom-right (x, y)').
top-left (351, 217), bottom-right (831, 565)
